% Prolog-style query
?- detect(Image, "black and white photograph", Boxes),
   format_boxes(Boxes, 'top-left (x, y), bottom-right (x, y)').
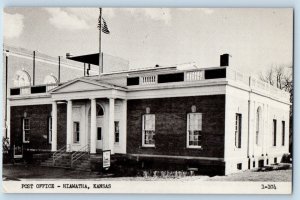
top-left (2, 8), bottom-right (293, 194)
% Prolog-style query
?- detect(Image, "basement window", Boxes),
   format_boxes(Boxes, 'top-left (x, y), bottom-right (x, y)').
top-left (142, 114), bottom-right (155, 147)
top-left (187, 113), bottom-right (202, 148)
top-left (237, 163), bottom-right (242, 170)
top-left (22, 118), bottom-right (30, 143)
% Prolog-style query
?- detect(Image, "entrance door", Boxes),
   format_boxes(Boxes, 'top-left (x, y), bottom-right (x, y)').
top-left (96, 116), bottom-right (103, 149)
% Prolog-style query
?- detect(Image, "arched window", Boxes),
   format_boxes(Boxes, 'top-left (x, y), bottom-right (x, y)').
top-left (43, 75), bottom-right (58, 85)
top-left (256, 107), bottom-right (262, 146)
top-left (14, 70), bottom-right (31, 87)
top-left (96, 104), bottom-right (104, 116)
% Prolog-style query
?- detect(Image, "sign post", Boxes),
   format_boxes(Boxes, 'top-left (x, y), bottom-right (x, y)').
top-left (102, 150), bottom-right (111, 170)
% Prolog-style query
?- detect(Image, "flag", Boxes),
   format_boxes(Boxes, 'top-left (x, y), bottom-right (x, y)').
top-left (97, 12), bottom-right (110, 34)
top-left (101, 18), bottom-right (110, 34)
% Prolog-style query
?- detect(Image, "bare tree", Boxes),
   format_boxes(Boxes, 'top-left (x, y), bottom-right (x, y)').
top-left (259, 64), bottom-right (292, 93)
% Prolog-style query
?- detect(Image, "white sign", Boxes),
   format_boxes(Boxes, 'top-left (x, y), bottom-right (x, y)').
top-left (102, 150), bottom-right (111, 168)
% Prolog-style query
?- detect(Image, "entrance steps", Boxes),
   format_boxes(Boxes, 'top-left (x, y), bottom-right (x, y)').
top-left (40, 152), bottom-right (92, 171)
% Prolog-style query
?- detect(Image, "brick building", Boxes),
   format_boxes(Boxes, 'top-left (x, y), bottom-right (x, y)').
top-left (5, 49), bottom-right (290, 175)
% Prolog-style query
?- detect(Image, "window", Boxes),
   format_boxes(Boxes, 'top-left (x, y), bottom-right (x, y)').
top-left (22, 118), bottom-right (30, 143)
top-left (14, 70), bottom-right (31, 87)
top-left (97, 127), bottom-right (102, 140)
top-left (43, 75), bottom-right (58, 84)
top-left (273, 120), bottom-right (277, 146)
top-left (237, 163), bottom-right (242, 170)
top-left (48, 117), bottom-right (52, 144)
top-left (187, 113), bottom-right (202, 148)
top-left (73, 122), bottom-right (80, 143)
top-left (282, 121), bottom-right (285, 146)
top-left (115, 121), bottom-right (120, 143)
top-left (256, 107), bottom-right (261, 146)
top-left (142, 114), bottom-right (155, 147)
top-left (235, 114), bottom-right (242, 148)
top-left (96, 104), bottom-right (104, 116)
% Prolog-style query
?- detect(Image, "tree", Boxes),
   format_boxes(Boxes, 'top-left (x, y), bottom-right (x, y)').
top-left (259, 64), bottom-right (293, 155)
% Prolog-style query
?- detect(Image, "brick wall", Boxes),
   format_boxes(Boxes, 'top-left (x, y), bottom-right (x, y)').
top-left (127, 95), bottom-right (225, 158)
top-left (10, 104), bottom-right (67, 150)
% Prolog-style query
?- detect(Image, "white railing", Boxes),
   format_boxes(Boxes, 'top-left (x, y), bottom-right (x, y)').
top-left (20, 87), bottom-right (31, 95)
top-left (226, 68), bottom-right (249, 85)
top-left (227, 68), bottom-right (290, 102)
top-left (53, 145), bottom-right (69, 166)
top-left (140, 75), bottom-right (157, 85)
top-left (185, 70), bottom-right (204, 81)
top-left (71, 144), bottom-right (90, 168)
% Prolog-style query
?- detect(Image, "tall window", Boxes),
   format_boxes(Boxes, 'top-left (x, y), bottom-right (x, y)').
top-left (187, 113), bottom-right (202, 148)
top-left (22, 118), bottom-right (30, 143)
top-left (235, 114), bottom-right (242, 148)
top-left (73, 122), bottom-right (80, 143)
top-left (273, 119), bottom-right (277, 146)
top-left (48, 117), bottom-right (52, 144)
top-left (282, 121), bottom-right (285, 146)
top-left (115, 121), bottom-right (120, 143)
top-left (255, 107), bottom-right (261, 146)
top-left (142, 114), bottom-right (155, 147)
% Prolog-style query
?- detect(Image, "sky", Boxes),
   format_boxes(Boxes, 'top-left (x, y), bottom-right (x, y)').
top-left (3, 8), bottom-right (293, 75)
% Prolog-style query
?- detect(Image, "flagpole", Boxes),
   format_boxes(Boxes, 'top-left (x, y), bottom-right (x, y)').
top-left (99, 8), bottom-right (103, 75)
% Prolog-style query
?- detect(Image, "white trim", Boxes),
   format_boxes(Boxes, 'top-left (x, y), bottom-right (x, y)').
top-left (142, 114), bottom-right (156, 147)
top-left (73, 121), bottom-right (80, 144)
top-left (186, 113), bottom-right (203, 149)
top-left (22, 118), bottom-right (30, 143)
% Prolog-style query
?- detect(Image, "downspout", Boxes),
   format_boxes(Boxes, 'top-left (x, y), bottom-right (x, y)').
top-left (58, 56), bottom-right (61, 83)
top-left (33, 51), bottom-right (35, 85)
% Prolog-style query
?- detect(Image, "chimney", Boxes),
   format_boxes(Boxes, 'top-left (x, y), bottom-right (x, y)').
top-left (220, 53), bottom-right (230, 67)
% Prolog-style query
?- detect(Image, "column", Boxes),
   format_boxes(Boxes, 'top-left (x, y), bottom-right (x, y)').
top-left (66, 100), bottom-right (73, 152)
top-left (51, 101), bottom-right (58, 152)
top-left (108, 98), bottom-right (115, 154)
top-left (121, 99), bottom-right (127, 153)
top-left (90, 98), bottom-right (97, 154)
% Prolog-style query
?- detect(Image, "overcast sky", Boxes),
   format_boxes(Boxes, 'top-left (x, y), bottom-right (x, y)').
top-left (4, 8), bottom-right (293, 75)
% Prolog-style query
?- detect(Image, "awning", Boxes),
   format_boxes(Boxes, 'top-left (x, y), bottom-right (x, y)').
top-left (67, 53), bottom-right (100, 65)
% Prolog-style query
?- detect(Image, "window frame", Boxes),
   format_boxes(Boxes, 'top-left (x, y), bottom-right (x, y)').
top-left (142, 114), bottom-right (156, 147)
top-left (186, 113), bottom-right (203, 149)
top-left (235, 113), bottom-right (242, 148)
top-left (73, 121), bottom-right (80, 144)
top-left (22, 118), bottom-right (30, 143)
top-left (114, 121), bottom-right (120, 143)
